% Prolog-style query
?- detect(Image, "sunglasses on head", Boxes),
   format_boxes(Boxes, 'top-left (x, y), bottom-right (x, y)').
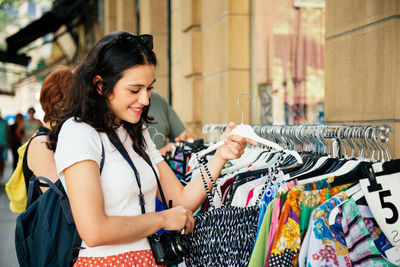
top-left (104, 33), bottom-right (153, 52)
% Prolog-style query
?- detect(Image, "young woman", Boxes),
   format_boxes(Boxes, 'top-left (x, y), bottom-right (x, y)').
top-left (25, 67), bottom-right (72, 193)
top-left (48, 31), bottom-right (254, 266)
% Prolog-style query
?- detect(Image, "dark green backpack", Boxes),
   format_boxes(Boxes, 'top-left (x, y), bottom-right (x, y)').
top-left (15, 142), bottom-right (104, 267)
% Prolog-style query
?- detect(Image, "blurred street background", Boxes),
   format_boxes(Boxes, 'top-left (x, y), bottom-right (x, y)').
top-left (0, 0), bottom-right (399, 265)
top-left (0, 152), bottom-right (18, 267)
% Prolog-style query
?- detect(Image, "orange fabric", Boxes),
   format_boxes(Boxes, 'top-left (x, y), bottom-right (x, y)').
top-left (73, 249), bottom-right (165, 267)
top-left (271, 195), bottom-right (291, 249)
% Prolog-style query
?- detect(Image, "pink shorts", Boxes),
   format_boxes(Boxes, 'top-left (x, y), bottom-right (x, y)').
top-left (73, 249), bottom-right (165, 267)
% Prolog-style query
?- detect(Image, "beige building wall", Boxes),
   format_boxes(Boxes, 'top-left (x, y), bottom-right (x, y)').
top-left (325, 0), bottom-right (400, 158)
top-left (201, 0), bottom-right (251, 126)
top-left (170, 0), bottom-right (203, 136)
top-left (103, 0), bottom-right (169, 101)
top-left (139, 0), bottom-right (251, 137)
top-left (103, 0), bottom-right (137, 34)
top-left (171, 0), bottom-right (251, 137)
top-left (103, 0), bottom-right (251, 137)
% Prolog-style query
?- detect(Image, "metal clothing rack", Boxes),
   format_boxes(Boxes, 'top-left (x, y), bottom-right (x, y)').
top-left (202, 124), bottom-right (394, 161)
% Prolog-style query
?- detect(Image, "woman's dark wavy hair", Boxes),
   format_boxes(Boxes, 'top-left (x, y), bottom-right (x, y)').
top-left (48, 31), bottom-right (157, 156)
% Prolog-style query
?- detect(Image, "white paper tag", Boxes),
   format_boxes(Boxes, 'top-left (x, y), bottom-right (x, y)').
top-left (373, 162), bottom-right (384, 173)
top-left (360, 172), bottom-right (400, 247)
top-left (385, 246), bottom-right (400, 265)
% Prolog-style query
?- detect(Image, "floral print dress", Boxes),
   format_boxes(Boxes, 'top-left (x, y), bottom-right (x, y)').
top-left (266, 179), bottom-right (350, 267)
top-left (302, 192), bottom-right (352, 267)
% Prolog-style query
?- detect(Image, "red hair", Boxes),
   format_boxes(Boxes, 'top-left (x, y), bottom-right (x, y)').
top-left (40, 67), bottom-right (72, 123)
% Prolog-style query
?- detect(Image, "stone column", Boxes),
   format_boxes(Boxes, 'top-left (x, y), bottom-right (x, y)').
top-left (170, 0), bottom-right (203, 136)
top-left (140, 0), bottom-right (169, 100)
top-left (201, 0), bottom-right (251, 125)
top-left (103, 0), bottom-right (137, 34)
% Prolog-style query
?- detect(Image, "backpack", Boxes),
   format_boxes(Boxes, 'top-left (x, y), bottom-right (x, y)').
top-left (5, 127), bottom-right (49, 213)
top-left (15, 141), bottom-right (105, 267)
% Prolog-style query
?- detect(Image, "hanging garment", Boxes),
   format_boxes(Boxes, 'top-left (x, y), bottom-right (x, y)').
top-left (248, 180), bottom-right (296, 267)
top-left (248, 199), bottom-right (276, 267)
top-left (185, 205), bottom-right (259, 266)
top-left (339, 198), bottom-right (397, 266)
top-left (185, 156), bottom-right (260, 266)
top-left (267, 179), bottom-right (351, 267)
top-left (300, 192), bottom-right (351, 267)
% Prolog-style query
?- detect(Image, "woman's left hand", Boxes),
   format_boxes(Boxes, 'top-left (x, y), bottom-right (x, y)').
top-left (215, 122), bottom-right (258, 161)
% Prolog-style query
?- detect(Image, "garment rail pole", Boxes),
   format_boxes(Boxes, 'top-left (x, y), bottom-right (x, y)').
top-left (201, 124), bottom-right (394, 160)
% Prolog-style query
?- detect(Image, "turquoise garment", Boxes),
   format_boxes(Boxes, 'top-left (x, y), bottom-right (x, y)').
top-left (257, 184), bottom-right (279, 236)
top-left (0, 118), bottom-right (8, 161)
top-left (0, 118), bottom-right (8, 147)
top-left (24, 120), bottom-right (41, 140)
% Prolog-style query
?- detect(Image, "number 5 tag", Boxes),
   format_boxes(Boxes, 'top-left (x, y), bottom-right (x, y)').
top-left (360, 172), bottom-right (400, 247)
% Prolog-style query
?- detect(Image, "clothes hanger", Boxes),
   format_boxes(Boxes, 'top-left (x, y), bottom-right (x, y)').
top-left (220, 147), bottom-right (263, 175)
top-left (231, 126), bottom-right (288, 174)
top-left (297, 127), bottom-right (363, 185)
top-left (328, 126), bottom-right (381, 186)
top-left (149, 126), bottom-right (176, 158)
top-left (334, 125), bottom-right (400, 180)
top-left (278, 126), bottom-right (313, 172)
top-left (330, 131), bottom-right (392, 195)
top-left (149, 126), bottom-right (167, 145)
top-left (248, 126), bottom-right (282, 170)
top-left (292, 127), bottom-right (347, 180)
top-left (322, 125), bottom-right (395, 187)
top-left (229, 128), bottom-right (286, 175)
top-left (247, 150), bottom-right (282, 172)
top-left (188, 93), bottom-right (303, 167)
top-left (328, 183), bottom-right (363, 225)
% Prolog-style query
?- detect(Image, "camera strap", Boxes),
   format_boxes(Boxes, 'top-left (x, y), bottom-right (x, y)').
top-left (109, 131), bottom-right (170, 214)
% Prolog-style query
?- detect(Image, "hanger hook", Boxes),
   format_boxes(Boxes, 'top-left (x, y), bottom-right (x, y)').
top-left (237, 92), bottom-right (252, 124)
top-left (149, 126), bottom-right (166, 144)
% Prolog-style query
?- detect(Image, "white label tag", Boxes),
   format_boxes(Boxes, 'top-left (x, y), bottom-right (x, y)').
top-left (385, 246), bottom-right (400, 265)
top-left (373, 162), bottom-right (384, 173)
top-left (360, 172), bottom-right (400, 247)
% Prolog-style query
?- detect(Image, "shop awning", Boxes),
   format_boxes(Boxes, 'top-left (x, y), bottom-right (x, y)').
top-left (0, 51), bottom-right (31, 66)
top-left (0, 0), bottom-right (86, 65)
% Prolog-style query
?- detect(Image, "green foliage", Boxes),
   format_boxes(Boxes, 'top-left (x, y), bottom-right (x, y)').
top-left (0, 0), bottom-right (22, 35)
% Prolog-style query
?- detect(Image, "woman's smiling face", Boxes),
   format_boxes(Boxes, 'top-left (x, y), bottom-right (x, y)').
top-left (107, 64), bottom-right (156, 125)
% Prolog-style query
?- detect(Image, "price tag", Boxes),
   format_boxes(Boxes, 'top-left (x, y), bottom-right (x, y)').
top-left (360, 172), bottom-right (400, 247)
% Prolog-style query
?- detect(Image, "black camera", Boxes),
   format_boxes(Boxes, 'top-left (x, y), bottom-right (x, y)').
top-left (148, 231), bottom-right (191, 265)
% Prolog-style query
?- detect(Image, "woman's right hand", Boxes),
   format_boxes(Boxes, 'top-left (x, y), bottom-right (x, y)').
top-left (160, 206), bottom-right (195, 235)
top-left (159, 142), bottom-right (175, 156)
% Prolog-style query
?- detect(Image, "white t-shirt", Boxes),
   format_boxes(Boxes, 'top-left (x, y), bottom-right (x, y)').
top-left (54, 118), bottom-right (164, 257)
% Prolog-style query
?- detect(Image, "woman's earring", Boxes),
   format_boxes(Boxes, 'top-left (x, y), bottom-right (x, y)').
top-left (93, 75), bottom-right (104, 95)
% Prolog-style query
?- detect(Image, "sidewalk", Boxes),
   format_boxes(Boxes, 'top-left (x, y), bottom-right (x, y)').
top-left (0, 151), bottom-right (19, 267)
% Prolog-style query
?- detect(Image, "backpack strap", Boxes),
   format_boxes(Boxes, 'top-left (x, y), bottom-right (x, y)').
top-left (22, 136), bottom-right (39, 192)
top-left (22, 127), bottom-right (51, 192)
top-left (24, 134), bottom-right (105, 266)
top-left (26, 138), bottom-right (105, 209)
